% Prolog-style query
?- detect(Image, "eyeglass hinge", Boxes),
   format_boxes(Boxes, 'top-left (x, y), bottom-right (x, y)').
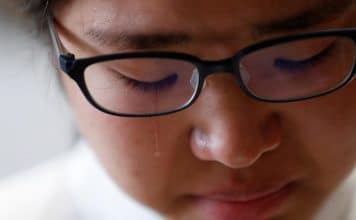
top-left (59, 53), bottom-right (75, 74)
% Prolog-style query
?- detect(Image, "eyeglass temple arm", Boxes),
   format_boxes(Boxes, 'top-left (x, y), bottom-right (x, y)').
top-left (47, 16), bottom-right (66, 58)
top-left (47, 15), bottom-right (75, 74)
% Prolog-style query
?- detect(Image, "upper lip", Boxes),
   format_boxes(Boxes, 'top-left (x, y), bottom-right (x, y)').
top-left (192, 180), bottom-right (296, 203)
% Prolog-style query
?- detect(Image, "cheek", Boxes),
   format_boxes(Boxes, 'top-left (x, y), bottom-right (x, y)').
top-left (284, 82), bottom-right (356, 190)
top-left (62, 73), bottom-right (189, 210)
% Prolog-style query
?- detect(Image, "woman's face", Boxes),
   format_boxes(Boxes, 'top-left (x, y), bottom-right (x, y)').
top-left (55, 0), bottom-right (356, 219)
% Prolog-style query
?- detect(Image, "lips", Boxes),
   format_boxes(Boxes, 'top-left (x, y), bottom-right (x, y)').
top-left (189, 180), bottom-right (298, 220)
top-left (195, 181), bottom-right (292, 202)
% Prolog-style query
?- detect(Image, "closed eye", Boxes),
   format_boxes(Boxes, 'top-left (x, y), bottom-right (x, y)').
top-left (274, 42), bottom-right (335, 72)
top-left (118, 73), bottom-right (179, 92)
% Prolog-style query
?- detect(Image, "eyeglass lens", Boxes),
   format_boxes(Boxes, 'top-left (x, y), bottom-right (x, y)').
top-left (239, 36), bottom-right (356, 101)
top-left (84, 58), bottom-right (199, 115)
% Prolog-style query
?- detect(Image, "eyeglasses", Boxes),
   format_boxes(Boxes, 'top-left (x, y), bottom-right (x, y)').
top-left (48, 16), bottom-right (356, 117)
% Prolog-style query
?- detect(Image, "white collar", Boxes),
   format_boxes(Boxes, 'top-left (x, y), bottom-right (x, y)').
top-left (65, 141), bottom-right (355, 220)
top-left (65, 141), bottom-right (162, 220)
top-left (314, 168), bottom-right (356, 220)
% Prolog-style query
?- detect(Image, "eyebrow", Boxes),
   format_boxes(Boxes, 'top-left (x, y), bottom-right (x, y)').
top-left (85, 0), bottom-right (354, 50)
top-left (85, 30), bottom-right (192, 50)
top-left (256, 0), bottom-right (354, 35)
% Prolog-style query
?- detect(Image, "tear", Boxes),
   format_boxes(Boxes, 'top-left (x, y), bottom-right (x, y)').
top-left (153, 88), bottom-right (161, 158)
top-left (154, 117), bottom-right (161, 158)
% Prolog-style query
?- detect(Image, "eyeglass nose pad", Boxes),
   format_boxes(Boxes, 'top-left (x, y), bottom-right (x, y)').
top-left (239, 63), bottom-right (251, 85)
top-left (190, 68), bottom-right (200, 89)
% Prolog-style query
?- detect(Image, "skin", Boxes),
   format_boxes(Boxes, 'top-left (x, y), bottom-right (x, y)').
top-left (53, 0), bottom-right (356, 219)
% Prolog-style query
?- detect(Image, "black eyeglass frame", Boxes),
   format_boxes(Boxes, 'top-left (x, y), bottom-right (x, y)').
top-left (48, 16), bottom-right (356, 117)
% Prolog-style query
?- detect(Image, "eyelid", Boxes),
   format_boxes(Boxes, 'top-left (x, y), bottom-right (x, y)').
top-left (121, 73), bottom-right (179, 92)
top-left (107, 66), bottom-right (178, 83)
top-left (120, 72), bottom-right (177, 84)
top-left (275, 41), bottom-right (336, 64)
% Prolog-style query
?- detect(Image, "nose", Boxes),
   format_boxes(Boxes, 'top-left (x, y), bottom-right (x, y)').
top-left (190, 74), bottom-right (282, 169)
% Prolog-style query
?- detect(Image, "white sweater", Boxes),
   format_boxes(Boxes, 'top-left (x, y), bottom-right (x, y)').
top-left (0, 141), bottom-right (355, 220)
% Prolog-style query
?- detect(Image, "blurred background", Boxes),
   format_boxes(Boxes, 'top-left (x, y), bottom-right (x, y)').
top-left (0, 2), bottom-right (75, 178)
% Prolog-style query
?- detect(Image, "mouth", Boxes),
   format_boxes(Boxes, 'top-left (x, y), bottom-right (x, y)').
top-left (189, 181), bottom-right (298, 220)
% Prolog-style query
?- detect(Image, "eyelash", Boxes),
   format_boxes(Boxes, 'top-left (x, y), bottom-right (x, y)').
top-left (274, 42), bottom-right (335, 72)
top-left (118, 73), bottom-right (178, 92)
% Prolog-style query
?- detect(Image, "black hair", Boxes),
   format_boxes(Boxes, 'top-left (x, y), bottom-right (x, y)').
top-left (24, 0), bottom-right (50, 14)
top-left (20, 0), bottom-right (80, 142)
top-left (23, 0), bottom-right (53, 25)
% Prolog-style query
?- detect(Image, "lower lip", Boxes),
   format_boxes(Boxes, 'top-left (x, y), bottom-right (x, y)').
top-left (191, 183), bottom-right (296, 220)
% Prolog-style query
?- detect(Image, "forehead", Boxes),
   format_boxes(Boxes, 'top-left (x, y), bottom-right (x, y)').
top-left (55, 0), bottom-right (354, 56)
top-left (57, 0), bottom-right (325, 31)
